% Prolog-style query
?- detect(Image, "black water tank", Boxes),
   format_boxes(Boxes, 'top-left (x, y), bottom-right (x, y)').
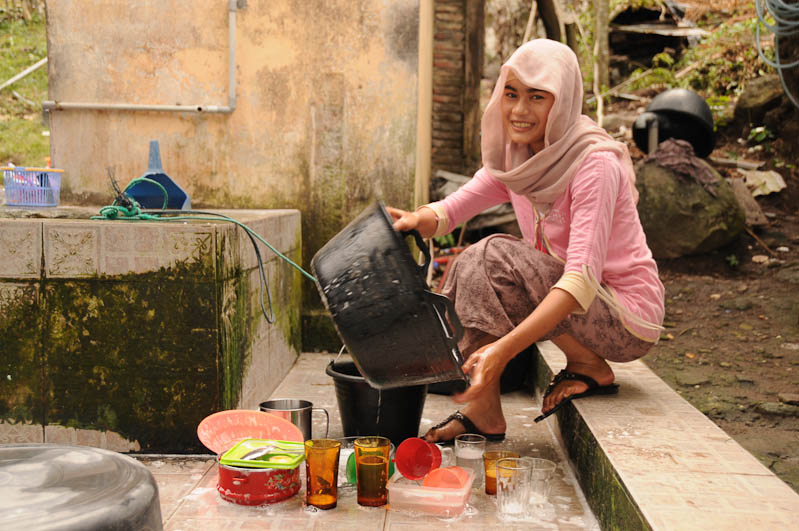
top-left (633, 88), bottom-right (715, 157)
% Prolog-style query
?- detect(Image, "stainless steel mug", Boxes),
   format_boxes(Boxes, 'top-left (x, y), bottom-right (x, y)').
top-left (259, 398), bottom-right (329, 441)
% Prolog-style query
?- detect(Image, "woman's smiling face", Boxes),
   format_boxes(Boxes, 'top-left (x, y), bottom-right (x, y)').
top-left (500, 71), bottom-right (555, 153)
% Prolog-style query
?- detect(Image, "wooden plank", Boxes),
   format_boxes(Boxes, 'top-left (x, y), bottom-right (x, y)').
top-left (709, 157), bottom-right (765, 170)
top-left (730, 177), bottom-right (769, 227)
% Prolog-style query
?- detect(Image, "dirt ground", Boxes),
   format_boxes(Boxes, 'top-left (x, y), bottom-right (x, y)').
top-left (593, 0), bottom-right (799, 492)
top-left (637, 144), bottom-right (799, 493)
top-left (592, 59), bottom-right (799, 491)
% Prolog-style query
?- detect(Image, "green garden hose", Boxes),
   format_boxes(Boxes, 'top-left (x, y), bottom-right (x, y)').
top-left (92, 178), bottom-right (317, 324)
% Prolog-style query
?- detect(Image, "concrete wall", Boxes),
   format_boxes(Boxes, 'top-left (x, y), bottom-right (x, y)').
top-left (0, 208), bottom-right (302, 453)
top-left (45, 0), bottom-right (419, 236)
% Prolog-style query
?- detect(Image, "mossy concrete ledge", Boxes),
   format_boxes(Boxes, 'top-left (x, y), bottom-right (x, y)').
top-left (0, 208), bottom-right (303, 453)
top-left (534, 341), bottom-right (799, 530)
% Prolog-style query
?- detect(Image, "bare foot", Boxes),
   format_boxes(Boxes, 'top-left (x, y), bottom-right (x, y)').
top-left (541, 360), bottom-right (615, 414)
top-left (423, 398), bottom-right (506, 443)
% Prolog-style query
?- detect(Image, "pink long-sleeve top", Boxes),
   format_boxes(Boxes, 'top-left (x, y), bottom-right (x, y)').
top-left (429, 151), bottom-right (665, 342)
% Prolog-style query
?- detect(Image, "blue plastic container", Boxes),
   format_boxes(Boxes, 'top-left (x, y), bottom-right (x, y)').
top-left (125, 140), bottom-right (190, 210)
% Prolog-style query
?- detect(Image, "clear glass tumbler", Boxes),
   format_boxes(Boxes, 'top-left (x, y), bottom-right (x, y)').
top-left (526, 457), bottom-right (557, 505)
top-left (454, 433), bottom-right (486, 485)
top-left (496, 457), bottom-right (533, 521)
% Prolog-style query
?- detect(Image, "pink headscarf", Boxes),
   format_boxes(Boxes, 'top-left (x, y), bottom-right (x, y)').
top-left (481, 39), bottom-right (637, 212)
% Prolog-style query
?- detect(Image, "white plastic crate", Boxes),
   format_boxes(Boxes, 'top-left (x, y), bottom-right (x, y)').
top-left (2, 167), bottom-right (63, 207)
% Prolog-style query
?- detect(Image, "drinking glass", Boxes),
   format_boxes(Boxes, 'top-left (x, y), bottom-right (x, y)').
top-left (354, 436), bottom-right (391, 506)
top-left (496, 457), bottom-right (532, 521)
top-left (304, 439), bottom-right (341, 510)
top-left (526, 457), bottom-right (557, 505)
top-left (336, 436), bottom-right (395, 488)
top-left (482, 450), bottom-right (520, 495)
top-left (454, 433), bottom-right (486, 484)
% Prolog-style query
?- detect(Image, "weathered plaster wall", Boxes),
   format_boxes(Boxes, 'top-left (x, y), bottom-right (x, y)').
top-left (45, 0), bottom-right (419, 247)
top-left (0, 209), bottom-right (302, 453)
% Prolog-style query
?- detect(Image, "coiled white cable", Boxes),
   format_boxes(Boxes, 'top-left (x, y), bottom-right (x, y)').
top-left (756, 0), bottom-right (799, 109)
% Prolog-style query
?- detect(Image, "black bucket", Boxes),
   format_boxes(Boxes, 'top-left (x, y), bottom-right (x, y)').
top-left (311, 201), bottom-right (467, 390)
top-left (326, 360), bottom-right (427, 447)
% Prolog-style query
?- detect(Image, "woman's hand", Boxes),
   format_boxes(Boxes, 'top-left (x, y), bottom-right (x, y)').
top-left (453, 342), bottom-right (512, 403)
top-left (386, 205), bottom-right (438, 238)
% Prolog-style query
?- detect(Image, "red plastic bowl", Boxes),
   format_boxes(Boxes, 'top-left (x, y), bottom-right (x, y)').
top-left (197, 409), bottom-right (303, 454)
top-left (395, 437), bottom-right (442, 480)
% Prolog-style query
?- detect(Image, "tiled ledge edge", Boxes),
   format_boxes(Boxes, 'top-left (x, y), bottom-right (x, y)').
top-left (534, 341), bottom-right (799, 531)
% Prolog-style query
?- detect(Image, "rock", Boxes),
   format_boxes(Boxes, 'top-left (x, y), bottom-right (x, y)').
top-left (635, 159), bottom-right (745, 259)
top-left (779, 393), bottom-right (799, 406)
top-left (676, 373), bottom-right (710, 387)
top-left (736, 374), bottom-right (756, 384)
top-left (602, 111), bottom-right (638, 133)
top-left (775, 263), bottom-right (799, 286)
top-left (733, 75), bottom-right (784, 128)
top-left (763, 94), bottom-right (799, 160)
top-left (755, 402), bottom-right (799, 417)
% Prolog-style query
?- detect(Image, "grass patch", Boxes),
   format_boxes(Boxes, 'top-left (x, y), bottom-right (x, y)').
top-left (0, 11), bottom-right (49, 167)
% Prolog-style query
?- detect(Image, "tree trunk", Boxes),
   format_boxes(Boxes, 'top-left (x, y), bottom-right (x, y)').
top-left (593, 0), bottom-right (609, 126)
top-left (593, 0), bottom-right (609, 91)
top-left (538, 0), bottom-right (562, 42)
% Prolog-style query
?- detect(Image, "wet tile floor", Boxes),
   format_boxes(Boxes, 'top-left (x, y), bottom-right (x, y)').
top-left (138, 352), bottom-right (599, 530)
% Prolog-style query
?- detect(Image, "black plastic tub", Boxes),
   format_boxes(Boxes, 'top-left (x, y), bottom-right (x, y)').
top-left (326, 360), bottom-right (428, 447)
top-left (311, 200), bottom-right (467, 390)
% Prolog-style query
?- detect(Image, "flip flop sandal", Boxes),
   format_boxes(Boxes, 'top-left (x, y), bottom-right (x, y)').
top-left (429, 410), bottom-right (506, 445)
top-left (534, 369), bottom-right (619, 423)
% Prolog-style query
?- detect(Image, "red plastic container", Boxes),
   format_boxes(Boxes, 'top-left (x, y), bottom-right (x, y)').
top-left (216, 461), bottom-right (301, 505)
top-left (395, 437), bottom-right (443, 480)
top-left (196, 410), bottom-right (305, 506)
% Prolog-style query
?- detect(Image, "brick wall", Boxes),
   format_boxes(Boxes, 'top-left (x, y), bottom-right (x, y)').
top-left (432, 0), bottom-right (483, 176)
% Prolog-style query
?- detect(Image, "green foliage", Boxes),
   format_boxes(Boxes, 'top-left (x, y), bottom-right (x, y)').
top-left (433, 232), bottom-right (456, 249)
top-left (675, 18), bottom-right (771, 96)
top-left (652, 52), bottom-right (675, 68)
top-left (725, 254), bottom-right (739, 269)
top-left (626, 67), bottom-right (675, 92)
top-left (0, 12), bottom-right (49, 166)
top-left (747, 126), bottom-right (775, 144)
top-left (706, 94), bottom-right (733, 128)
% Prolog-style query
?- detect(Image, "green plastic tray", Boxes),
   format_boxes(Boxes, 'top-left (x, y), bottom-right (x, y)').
top-left (219, 438), bottom-right (305, 469)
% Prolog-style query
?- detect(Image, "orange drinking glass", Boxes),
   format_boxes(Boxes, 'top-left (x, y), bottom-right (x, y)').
top-left (354, 436), bottom-right (391, 506)
top-left (483, 450), bottom-right (520, 495)
top-left (304, 439), bottom-right (341, 509)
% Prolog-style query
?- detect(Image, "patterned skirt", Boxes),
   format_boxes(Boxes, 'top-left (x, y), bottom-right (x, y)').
top-left (441, 234), bottom-right (653, 363)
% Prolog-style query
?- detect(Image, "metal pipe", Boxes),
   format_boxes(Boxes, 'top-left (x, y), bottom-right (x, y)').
top-left (647, 117), bottom-right (659, 154)
top-left (42, 1), bottom-right (238, 114)
top-left (1, 57), bottom-right (47, 92)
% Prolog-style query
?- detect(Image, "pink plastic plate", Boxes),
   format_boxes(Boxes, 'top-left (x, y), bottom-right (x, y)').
top-left (197, 409), bottom-right (304, 454)
top-left (421, 466), bottom-right (469, 489)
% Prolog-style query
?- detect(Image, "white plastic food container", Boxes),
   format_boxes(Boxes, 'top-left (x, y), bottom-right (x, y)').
top-left (387, 467), bottom-right (474, 517)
